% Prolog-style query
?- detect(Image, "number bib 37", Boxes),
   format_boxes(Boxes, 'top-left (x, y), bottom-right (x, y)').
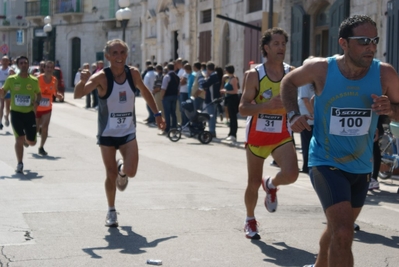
top-left (256, 114), bottom-right (283, 133)
top-left (109, 112), bottom-right (133, 129)
top-left (15, 95), bottom-right (31, 106)
top-left (329, 107), bottom-right (372, 136)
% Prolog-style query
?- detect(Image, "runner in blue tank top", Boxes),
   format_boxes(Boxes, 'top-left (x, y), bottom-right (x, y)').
top-left (281, 15), bottom-right (399, 267)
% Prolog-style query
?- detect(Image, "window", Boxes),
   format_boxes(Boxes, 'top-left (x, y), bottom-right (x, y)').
top-left (109, 0), bottom-right (116, 19)
top-left (201, 9), bottom-right (212, 23)
top-left (248, 0), bottom-right (262, 13)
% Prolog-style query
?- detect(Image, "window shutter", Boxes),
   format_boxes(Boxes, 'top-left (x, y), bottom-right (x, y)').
top-left (328, 0), bottom-right (350, 56)
top-left (386, 0), bottom-right (399, 72)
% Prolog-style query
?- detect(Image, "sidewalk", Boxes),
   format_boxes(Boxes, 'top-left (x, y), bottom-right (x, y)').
top-left (63, 90), bottom-right (247, 148)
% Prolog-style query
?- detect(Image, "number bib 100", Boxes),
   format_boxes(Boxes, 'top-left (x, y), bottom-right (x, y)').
top-left (109, 112), bottom-right (133, 129)
top-left (256, 114), bottom-right (283, 133)
top-left (329, 107), bottom-right (372, 136)
top-left (14, 95), bottom-right (31, 106)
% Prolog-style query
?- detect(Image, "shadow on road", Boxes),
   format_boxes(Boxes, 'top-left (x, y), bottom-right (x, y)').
top-left (251, 240), bottom-right (316, 266)
top-left (82, 226), bottom-right (177, 259)
top-left (365, 189), bottom-right (399, 205)
top-left (354, 230), bottom-right (399, 248)
top-left (0, 170), bottom-right (43, 180)
top-left (30, 153), bottom-right (63, 161)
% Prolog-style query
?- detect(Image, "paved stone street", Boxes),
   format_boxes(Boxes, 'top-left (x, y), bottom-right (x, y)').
top-left (0, 91), bottom-right (398, 267)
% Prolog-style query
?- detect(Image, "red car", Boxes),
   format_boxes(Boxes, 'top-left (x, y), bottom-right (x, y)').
top-left (29, 65), bottom-right (65, 102)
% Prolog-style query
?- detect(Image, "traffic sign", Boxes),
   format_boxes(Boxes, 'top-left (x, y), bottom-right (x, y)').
top-left (0, 44), bottom-right (8, 54)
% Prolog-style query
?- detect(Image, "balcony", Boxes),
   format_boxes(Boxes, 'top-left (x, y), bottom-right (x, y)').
top-left (0, 15), bottom-right (28, 30)
top-left (25, 0), bottom-right (84, 24)
top-left (25, 1), bottom-right (45, 24)
top-left (54, 0), bottom-right (84, 22)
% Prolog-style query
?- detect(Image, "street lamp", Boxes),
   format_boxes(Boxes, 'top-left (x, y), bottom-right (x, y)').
top-left (43, 16), bottom-right (52, 60)
top-left (115, 0), bottom-right (132, 42)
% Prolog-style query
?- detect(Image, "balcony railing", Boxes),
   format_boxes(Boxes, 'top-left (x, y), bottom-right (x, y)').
top-left (54, 0), bottom-right (83, 14)
top-left (25, 1), bottom-right (51, 17)
top-left (25, 0), bottom-right (84, 17)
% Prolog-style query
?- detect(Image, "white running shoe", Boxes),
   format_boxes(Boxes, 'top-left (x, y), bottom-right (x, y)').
top-left (368, 178), bottom-right (380, 190)
top-left (261, 177), bottom-right (278, 212)
top-left (16, 162), bottom-right (23, 173)
top-left (244, 219), bottom-right (260, 240)
top-left (4, 116), bottom-right (9, 127)
top-left (225, 136), bottom-right (236, 142)
top-left (105, 210), bottom-right (118, 227)
top-left (116, 159), bottom-right (128, 191)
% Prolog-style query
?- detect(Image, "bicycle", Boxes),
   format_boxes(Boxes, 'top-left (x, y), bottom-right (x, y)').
top-left (378, 121), bottom-right (399, 194)
top-left (378, 121), bottom-right (399, 179)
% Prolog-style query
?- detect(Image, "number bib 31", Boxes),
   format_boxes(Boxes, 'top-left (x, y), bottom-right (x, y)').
top-left (109, 112), bottom-right (133, 129)
top-left (256, 114), bottom-right (283, 133)
top-left (329, 107), bottom-right (372, 136)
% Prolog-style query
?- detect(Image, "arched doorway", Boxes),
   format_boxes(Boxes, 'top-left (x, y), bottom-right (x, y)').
top-left (71, 37), bottom-right (81, 86)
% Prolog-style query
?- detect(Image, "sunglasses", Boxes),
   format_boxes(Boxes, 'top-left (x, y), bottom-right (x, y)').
top-left (347, 36), bottom-right (379, 45)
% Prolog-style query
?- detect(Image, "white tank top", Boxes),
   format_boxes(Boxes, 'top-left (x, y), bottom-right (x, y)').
top-left (98, 79), bottom-right (136, 137)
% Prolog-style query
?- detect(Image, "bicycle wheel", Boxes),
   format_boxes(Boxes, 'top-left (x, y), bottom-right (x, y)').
top-left (378, 170), bottom-right (392, 179)
top-left (168, 129), bottom-right (181, 142)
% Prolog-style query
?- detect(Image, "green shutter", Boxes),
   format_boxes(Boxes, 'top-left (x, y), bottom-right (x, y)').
top-left (109, 0), bottom-right (116, 18)
top-left (328, 0), bottom-right (350, 56)
top-left (40, 0), bottom-right (50, 16)
top-left (3, 2), bottom-right (6, 16)
top-left (76, 0), bottom-right (81, 12)
top-left (386, 1), bottom-right (399, 72)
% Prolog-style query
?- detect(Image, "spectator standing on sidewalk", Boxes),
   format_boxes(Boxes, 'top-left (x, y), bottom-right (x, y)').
top-left (370, 115), bottom-right (385, 190)
top-left (297, 57), bottom-right (315, 174)
top-left (152, 64), bottom-right (164, 119)
top-left (220, 64), bottom-right (239, 142)
top-left (160, 63), bottom-right (180, 135)
top-left (0, 56), bottom-right (14, 130)
top-left (202, 61), bottom-right (221, 138)
top-left (192, 61), bottom-right (206, 110)
top-left (143, 65), bottom-right (157, 125)
top-left (85, 62), bottom-right (98, 108)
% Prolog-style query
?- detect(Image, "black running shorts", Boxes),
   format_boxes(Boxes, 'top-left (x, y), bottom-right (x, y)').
top-left (97, 133), bottom-right (136, 149)
top-left (11, 110), bottom-right (37, 142)
top-left (309, 165), bottom-right (370, 211)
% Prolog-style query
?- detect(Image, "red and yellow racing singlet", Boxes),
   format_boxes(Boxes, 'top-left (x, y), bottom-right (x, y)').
top-left (245, 63), bottom-right (291, 146)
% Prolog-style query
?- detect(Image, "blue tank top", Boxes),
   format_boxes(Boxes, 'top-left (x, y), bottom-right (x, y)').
top-left (308, 57), bottom-right (381, 173)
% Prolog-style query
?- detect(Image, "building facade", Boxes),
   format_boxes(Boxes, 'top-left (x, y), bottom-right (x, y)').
top-left (4, 0), bottom-right (398, 88)
top-left (23, 0), bottom-right (143, 88)
top-left (141, 0), bottom-right (399, 84)
top-left (0, 0), bottom-right (29, 60)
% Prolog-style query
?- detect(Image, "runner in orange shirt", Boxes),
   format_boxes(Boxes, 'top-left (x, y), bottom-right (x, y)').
top-left (36, 61), bottom-right (63, 155)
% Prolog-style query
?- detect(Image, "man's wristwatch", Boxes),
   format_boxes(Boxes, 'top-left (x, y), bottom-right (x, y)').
top-left (287, 111), bottom-right (300, 123)
top-left (154, 111), bottom-right (162, 117)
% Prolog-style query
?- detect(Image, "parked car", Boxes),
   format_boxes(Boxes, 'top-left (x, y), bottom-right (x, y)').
top-left (29, 65), bottom-right (65, 102)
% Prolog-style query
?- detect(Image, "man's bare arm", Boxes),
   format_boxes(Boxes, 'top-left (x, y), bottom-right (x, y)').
top-left (375, 63), bottom-right (399, 121)
top-left (74, 70), bottom-right (98, 99)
